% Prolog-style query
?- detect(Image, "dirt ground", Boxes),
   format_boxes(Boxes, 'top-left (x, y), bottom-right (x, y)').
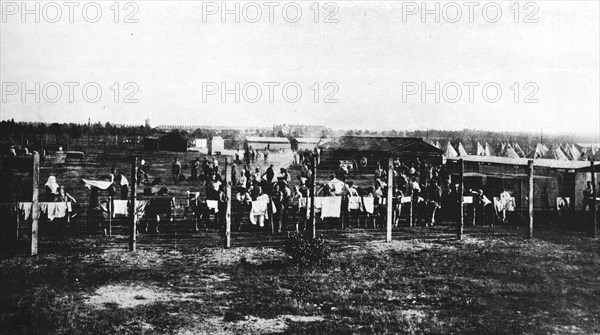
top-left (1, 225), bottom-right (599, 334)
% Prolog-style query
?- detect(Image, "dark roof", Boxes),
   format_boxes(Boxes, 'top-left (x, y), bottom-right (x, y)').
top-left (145, 132), bottom-right (188, 141)
top-left (318, 136), bottom-right (444, 157)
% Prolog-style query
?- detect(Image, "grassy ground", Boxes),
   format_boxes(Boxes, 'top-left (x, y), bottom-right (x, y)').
top-left (1, 225), bottom-right (599, 334)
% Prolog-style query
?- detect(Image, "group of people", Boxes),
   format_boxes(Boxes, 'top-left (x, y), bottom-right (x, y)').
top-left (315, 158), bottom-right (509, 228)
top-left (205, 162), bottom-right (310, 233)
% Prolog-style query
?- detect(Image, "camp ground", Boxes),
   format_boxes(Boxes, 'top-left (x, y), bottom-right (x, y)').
top-left (1, 131), bottom-right (599, 334)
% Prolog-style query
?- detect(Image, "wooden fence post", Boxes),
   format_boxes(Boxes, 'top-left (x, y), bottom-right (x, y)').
top-left (129, 157), bottom-right (137, 251)
top-left (386, 157), bottom-right (393, 242)
top-left (409, 198), bottom-right (413, 227)
top-left (310, 156), bottom-right (317, 239)
top-left (225, 158), bottom-right (232, 248)
top-left (528, 160), bottom-right (534, 239)
top-left (457, 159), bottom-right (464, 240)
top-left (31, 152), bottom-right (40, 256)
top-left (591, 160), bottom-right (597, 238)
top-left (108, 195), bottom-right (113, 237)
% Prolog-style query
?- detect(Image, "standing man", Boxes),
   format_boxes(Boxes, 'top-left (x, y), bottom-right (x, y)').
top-left (172, 158), bottom-right (182, 184)
top-left (426, 180), bottom-right (442, 226)
top-left (192, 158), bottom-right (200, 180)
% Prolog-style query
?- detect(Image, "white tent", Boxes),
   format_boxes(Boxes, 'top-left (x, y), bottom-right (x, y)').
top-left (444, 142), bottom-right (459, 158)
top-left (570, 144), bottom-right (582, 161)
top-left (504, 147), bottom-right (520, 159)
top-left (476, 142), bottom-right (485, 156)
top-left (513, 143), bottom-right (526, 158)
top-left (458, 142), bottom-right (469, 156)
top-left (484, 143), bottom-right (495, 156)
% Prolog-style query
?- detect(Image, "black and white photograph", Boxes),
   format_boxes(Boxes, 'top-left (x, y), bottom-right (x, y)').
top-left (1, 1), bottom-right (599, 334)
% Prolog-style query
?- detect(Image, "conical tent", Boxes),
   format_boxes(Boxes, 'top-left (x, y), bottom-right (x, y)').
top-left (444, 142), bottom-right (458, 158)
top-left (533, 143), bottom-right (549, 159)
top-left (476, 142), bottom-right (485, 156)
top-left (562, 145), bottom-right (574, 160)
top-left (458, 142), bottom-right (469, 156)
top-left (504, 147), bottom-right (520, 159)
top-left (571, 144), bottom-right (582, 160)
top-left (513, 143), bottom-right (525, 157)
top-left (552, 147), bottom-right (569, 160)
top-left (484, 143), bottom-right (495, 156)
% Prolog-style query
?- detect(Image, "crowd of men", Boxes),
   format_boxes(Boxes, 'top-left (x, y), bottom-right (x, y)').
top-left (23, 144), bottom-right (600, 237)
top-left (197, 149), bottom-right (318, 233)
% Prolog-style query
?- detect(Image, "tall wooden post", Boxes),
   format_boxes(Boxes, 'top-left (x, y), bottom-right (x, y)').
top-left (108, 195), bottom-right (113, 237)
top-left (528, 160), bottom-right (534, 239)
top-left (591, 160), bottom-right (597, 238)
top-left (386, 157), bottom-right (393, 242)
top-left (225, 158), bottom-right (232, 248)
top-left (129, 157), bottom-right (137, 251)
top-left (31, 152), bottom-right (40, 256)
top-left (310, 156), bottom-right (317, 238)
top-left (457, 159), bottom-right (464, 240)
top-left (409, 198), bottom-right (413, 227)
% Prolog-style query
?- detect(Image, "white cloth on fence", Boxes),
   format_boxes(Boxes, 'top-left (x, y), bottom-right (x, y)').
top-left (21, 202), bottom-right (72, 221)
top-left (206, 200), bottom-right (219, 213)
top-left (348, 197), bottom-right (361, 210)
top-left (81, 178), bottom-right (114, 190)
top-left (18, 202), bottom-right (33, 220)
top-left (361, 197), bottom-right (374, 214)
top-left (112, 200), bottom-right (129, 217)
top-left (316, 196), bottom-right (342, 218)
top-left (45, 202), bottom-right (71, 221)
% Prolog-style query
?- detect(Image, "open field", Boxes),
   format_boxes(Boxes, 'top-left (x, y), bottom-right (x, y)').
top-left (1, 225), bottom-right (599, 334)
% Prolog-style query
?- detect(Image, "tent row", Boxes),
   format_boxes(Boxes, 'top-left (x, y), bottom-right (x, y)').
top-left (429, 140), bottom-right (594, 161)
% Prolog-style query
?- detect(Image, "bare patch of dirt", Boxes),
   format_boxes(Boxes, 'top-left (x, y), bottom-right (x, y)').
top-left (84, 283), bottom-right (202, 309)
top-left (176, 314), bottom-right (325, 335)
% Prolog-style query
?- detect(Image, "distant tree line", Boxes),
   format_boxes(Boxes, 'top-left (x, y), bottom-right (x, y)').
top-left (1, 119), bottom-right (595, 153)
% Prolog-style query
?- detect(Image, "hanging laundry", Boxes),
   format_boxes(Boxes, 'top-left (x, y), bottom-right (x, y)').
top-left (206, 200), bottom-right (219, 213)
top-left (348, 197), bottom-right (361, 210)
top-left (360, 197), bottom-right (375, 214)
top-left (319, 197), bottom-right (342, 218)
top-left (112, 200), bottom-right (129, 217)
top-left (46, 202), bottom-right (71, 221)
top-left (18, 202), bottom-right (33, 220)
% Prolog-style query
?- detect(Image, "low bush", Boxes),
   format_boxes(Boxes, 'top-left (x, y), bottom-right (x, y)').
top-left (284, 232), bottom-right (332, 267)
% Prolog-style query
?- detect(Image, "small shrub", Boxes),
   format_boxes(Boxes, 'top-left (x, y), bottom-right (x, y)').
top-left (284, 232), bottom-right (332, 267)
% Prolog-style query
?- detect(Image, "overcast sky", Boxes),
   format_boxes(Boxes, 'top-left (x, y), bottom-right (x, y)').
top-left (1, 1), bottom-right (599, 136)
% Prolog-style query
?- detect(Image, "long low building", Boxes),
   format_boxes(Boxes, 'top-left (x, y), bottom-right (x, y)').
top-left (291, 137), bottom-right (332, 151)
top-left (245, 136), bottom-right (291, 151)
top-left (446, 155), bottom-right (600, 212)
